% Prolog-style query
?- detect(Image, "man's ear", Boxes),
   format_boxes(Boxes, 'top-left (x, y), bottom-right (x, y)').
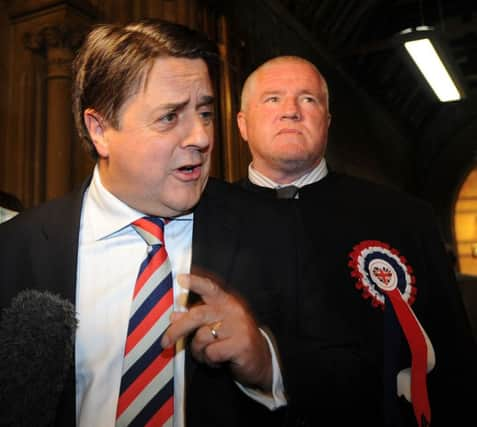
top-left (236, 111), bottom-right (248, 142)
top-left (83, 109), bottom-right (110, 158)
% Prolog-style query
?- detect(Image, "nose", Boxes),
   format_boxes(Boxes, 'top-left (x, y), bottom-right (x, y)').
top-left (182, 115), bottom-right (212, 152)
top-left (280, 97), bottom-right (301, 121)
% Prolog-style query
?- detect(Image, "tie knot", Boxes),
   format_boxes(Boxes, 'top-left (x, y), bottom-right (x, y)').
top-left (276, 185), bottom-right (299, 199)
top-left (132, 216), bottom-right (166, 245)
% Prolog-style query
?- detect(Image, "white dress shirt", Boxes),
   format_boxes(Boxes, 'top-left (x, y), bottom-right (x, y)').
top-left (0, 207), bottom-right (18, 223)
top-left (76, 167), bottom-right (285, 427)
top-left (248, 159), bottom-right (328, 191)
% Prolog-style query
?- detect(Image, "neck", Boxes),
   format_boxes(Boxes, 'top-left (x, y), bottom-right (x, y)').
top-left (248, 159), bottom-right (328, 189)
top-left (253, 167), bottom-right (309, 185)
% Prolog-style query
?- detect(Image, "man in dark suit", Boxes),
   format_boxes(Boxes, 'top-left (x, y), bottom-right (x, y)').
top-left (236, 55), bottom-right (477, 426)
top-left (0, 21), bottom-right (296, 427)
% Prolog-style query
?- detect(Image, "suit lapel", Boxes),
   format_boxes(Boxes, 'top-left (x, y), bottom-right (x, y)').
top-left (185, 178), bottom-right (242, 394)
top-left (22, 178), bottom-right (91, 427)
top-left (191, 178), bottom-right (241, 286)
top-left (37, 179), bottom-right (90, 305)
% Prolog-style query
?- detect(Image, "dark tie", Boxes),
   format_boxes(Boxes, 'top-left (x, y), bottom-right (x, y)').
top-left (116, 216), bottom-right (174, 427)
top-left (276, 185), bottom-right (299, 199)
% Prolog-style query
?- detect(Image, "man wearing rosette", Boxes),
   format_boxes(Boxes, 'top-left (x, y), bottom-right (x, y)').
top-left (236, 55), bottom-right (477, 427)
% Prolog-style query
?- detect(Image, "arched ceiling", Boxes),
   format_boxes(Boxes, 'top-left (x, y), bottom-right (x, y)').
top-left (279, 0), bottom-right (477, 139)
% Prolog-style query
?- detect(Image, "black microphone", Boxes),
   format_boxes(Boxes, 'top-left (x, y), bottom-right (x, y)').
top-left (0, 289), bottom-right (77, 427)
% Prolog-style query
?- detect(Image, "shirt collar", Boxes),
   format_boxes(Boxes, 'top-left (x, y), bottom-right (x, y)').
top-left (84, 166), bottom-right (144, 241)
top-left (83, 166), bottom-right (193, 241)
top-left (248, 159), bottom-right (328, 189)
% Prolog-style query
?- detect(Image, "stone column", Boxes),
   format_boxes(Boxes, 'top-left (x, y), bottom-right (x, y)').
top-left (25, 25), bottom-right (83, 200)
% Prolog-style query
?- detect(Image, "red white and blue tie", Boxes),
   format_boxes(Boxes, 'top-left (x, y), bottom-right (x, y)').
top-left (116, 216), bottom-right (174, 427)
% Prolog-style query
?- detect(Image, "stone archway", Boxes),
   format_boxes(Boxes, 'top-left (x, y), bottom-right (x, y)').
top-left (454, 167), bottom-right (477, 275)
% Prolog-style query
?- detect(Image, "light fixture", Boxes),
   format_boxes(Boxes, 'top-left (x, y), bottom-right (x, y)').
top-left (399, 26), bottom-right (465, 102)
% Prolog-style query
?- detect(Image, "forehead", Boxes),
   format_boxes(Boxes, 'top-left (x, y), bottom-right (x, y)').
top-left (254, 60), bottom-right (323, 94)
top-left (142, 56), bottom-right (212, 96)
top-left (117, 56), bottom-right (213, 123)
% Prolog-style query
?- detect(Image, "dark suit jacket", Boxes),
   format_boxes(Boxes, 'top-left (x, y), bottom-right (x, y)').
top-left (239, 172), bottom-right (477, 427)
top-left (0, 177), bottom-right (297, 427)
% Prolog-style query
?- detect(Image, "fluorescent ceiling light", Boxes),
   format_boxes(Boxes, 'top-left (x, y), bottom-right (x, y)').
top-left (403, 32), bottom-right (462, 102)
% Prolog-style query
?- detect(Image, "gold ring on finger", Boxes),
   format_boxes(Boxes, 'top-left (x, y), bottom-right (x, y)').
top-left (209, 321), bottom-right (222, 340)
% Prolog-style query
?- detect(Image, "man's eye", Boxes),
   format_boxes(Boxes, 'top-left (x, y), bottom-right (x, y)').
top-left (159, 112), bottom-right (177, 123)
top-left (302, 96), bottom-right (316, 103)
top-left (265, 96), bottom-right (279, 103)
top-left (200, 110), bottom-right (214, 124)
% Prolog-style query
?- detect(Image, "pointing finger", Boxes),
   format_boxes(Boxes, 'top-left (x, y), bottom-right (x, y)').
top-left (177, 273), bottom-right (227, 305)
top-left (161, 303), bottom-right (220, 348)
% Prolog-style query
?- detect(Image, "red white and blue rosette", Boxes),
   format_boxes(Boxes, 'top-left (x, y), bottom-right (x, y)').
top-left (348, 240), bottom-right (434, 427)
top-left (348, 240), bottom-right (416, 309)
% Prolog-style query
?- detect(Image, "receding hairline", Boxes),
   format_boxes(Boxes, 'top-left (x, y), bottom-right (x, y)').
top-left (240, 56), bottom-right (329, 111)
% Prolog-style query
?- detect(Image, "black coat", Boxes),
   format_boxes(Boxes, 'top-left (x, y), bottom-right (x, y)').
top-left (239, 172), bottom-right (477, 427)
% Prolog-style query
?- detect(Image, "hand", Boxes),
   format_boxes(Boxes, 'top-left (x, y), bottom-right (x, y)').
top-left (161, 273), bottom-right (273, 391)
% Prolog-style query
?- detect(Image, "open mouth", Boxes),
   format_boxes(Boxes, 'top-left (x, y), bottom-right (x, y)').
top-left (178, 165), bottom-right (198, 173)
top-left (175, 163), bottom-right (202, 180)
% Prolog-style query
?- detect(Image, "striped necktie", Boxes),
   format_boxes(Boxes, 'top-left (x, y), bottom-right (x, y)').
top-left (116, 216), bottom-right (174, 427)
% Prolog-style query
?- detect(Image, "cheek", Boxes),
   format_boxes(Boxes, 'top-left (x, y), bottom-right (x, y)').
top-left (317, 123), bottom-right (329, 140)
top-left (307, 114), bottom-right (328, 133)
top-left (250, 114), bottom-right (275, 138)
top-left (141, 134), bottom-right (176, 161)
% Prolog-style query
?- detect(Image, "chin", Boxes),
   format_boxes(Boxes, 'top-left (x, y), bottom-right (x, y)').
top-left (277, 153), bottom-right (310, 164)
top-left (160, 176), bottom-right (207, 214)
top-left (170, 191), bottom-right (203, 216)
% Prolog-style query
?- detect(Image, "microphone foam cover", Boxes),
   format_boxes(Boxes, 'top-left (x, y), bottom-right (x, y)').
top-left (0, 289), bottom-right (77, 426)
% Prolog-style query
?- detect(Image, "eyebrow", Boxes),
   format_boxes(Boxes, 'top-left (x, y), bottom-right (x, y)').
top-left (261, 89), bottom-right (319, 97)
top-left (197, 95), bottom-right (215, 108)
top-left (159, 100), bottom-right (189, 113)
top-left (156, 95), bottom-right (215, 113)
top-left (260, 90), bottom-right (285, 97)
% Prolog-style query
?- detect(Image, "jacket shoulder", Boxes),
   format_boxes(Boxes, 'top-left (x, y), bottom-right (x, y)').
top-left (323, 172), bottom-right (434, 212)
